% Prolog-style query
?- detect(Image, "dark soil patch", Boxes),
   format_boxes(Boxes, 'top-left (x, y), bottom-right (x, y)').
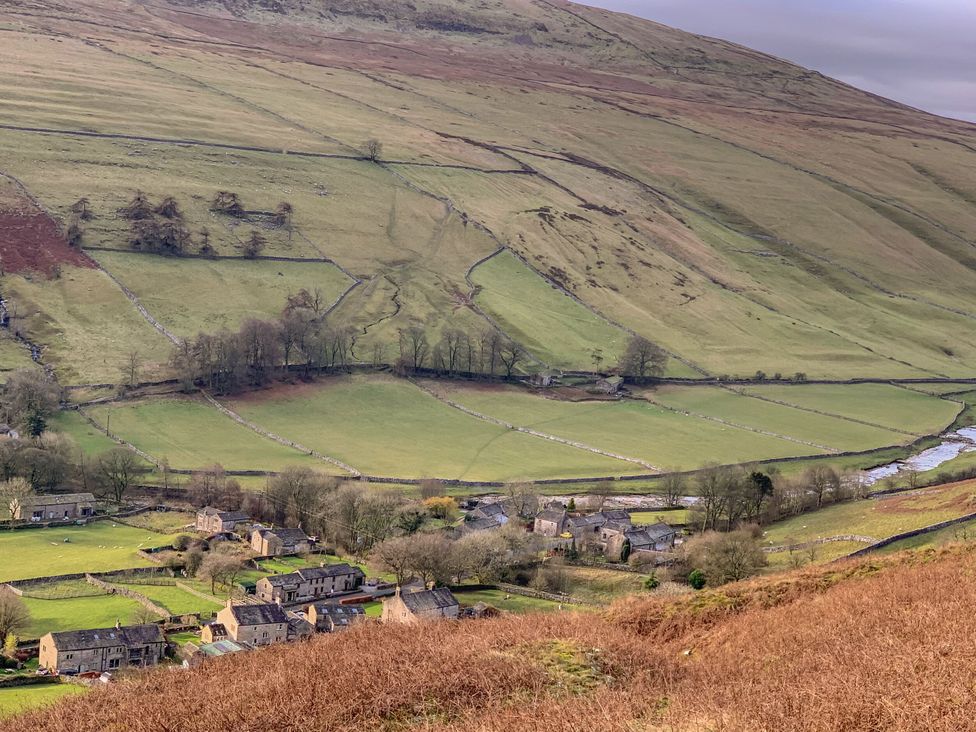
top-left (0, 200), bottom-right (96, 277)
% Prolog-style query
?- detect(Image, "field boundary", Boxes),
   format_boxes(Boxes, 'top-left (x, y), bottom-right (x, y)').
top-left (201, 391), bottom-right (361, 476)
top-left (411, 378), bottom-right (658, 471)
top-left (841, 510), bottom-right (976, 559)
top-left (634, 394), bottom-right (838, 453)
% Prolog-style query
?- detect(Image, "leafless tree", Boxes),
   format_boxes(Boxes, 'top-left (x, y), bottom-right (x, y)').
top-left (70, 197), bottom-right (93, 221)
top-left (362, 139), bottom-right (383, 162)
top-left (210, 191), bottom-right (245, 218)
top-left (96, 447), bottom-right (142, 503)
top-left (243, 230), bottom-right (267, 258)
top-left (0, 588), bottom-right (30, 645)
top-left (499, 339), bottom-right (526, 379)
top-left (618, 335), bottom-right (668, 382)
top-left (0, 477), bottom-right (33, 519)
top-left (398, 324), bottom-right (430, 372)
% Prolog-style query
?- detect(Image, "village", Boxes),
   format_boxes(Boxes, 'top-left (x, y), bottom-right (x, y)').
top-left (4, 493), bottom-right (682, 682)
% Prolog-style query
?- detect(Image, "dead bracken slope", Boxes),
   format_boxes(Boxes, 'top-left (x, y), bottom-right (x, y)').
top-left (22, 544), bottom-right (976, 731)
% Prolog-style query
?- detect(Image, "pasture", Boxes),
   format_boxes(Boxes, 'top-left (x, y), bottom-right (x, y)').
top-left (22, 593), bottom-right (146, 639)
top-left (0, 684), bottom-right (84, 719)
top-left (649, 385), bottom-right (913, 452)
top-left (227, 376), bottom-right (638, 480)
top-left (48, 410), bottom-right (121, 457)
top-left (120, 583), bottom-right (221, 616)
top-left (0, 523), bottom-right (181, 583)
top-left (740, 384), bottom-right (961, 435)
top-left (424, 381), bottom-right (821, 471)
top-left (1, 267), bottom-right (174, 385)
top-left (91, 252), bottom-right (353, 338)
top-left (469, 249), bottom-right (631, 372)
top-left (452, 588), bottom-right (565, 614)
top-left (761, 479), bottom-right (976, 548)
top-left (83, 397), bottom-right (327, 472)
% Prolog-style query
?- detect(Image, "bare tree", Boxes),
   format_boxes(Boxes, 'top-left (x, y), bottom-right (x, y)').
top-left (131, 605), bottom-right (162, 625)
top-left (362, 139), bottom-right (383, 162)
top-left (70, 197), bottom-right (93, 221)
top-left (120, 191), bottom-right (153, 220)
top-left (398, 324), bottom-right (430, 372)
top-left (243, 230), bottom-right (267, 258)
top-left (96, 447), bottom-right (141, 503)
top-left (121, 351), bottom-right (142, 389)
top-left (660, 471), bottom-right (686, 509)
top-left (153, 196), bottom-right (183, 220)
top-left (499, 340), bottom-right (526, 379)
top-left (0, 588), bottom-right (30, 645)
top-left (0, 477), bottom-right (33, 519)
top-left (198, 227), bottom-right (213, 255)
top-left (198, 553), bottom-right (245, 596)
top-left (1, 369), bottom-right (61, 437)
top-left (618, 335), bottom-right (668, 382)
top-left (504, 483), bottom-right (538, 520)
top-left (274, 201), bottom-right (294, 240)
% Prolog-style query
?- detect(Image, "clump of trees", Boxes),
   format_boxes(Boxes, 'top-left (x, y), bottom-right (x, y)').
top-left (678, 526), bottom-right (768, 587)
top-left (1, 369), bottom-right (61, 438)
top-left (362, 139), bottom-right (383, 162)
top-left (210, 191), bottom-right (245, 218)
top-left (121, 192), bottom-right (190, 256)
top-left (394, 322), bottom-right (527, 378)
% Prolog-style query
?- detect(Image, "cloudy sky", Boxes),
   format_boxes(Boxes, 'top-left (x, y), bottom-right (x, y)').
top-left (592, 0), bottom-right (976, 122)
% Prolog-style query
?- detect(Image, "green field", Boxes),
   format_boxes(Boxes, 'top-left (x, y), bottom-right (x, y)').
top-left (879, 518), bottom-right (976, 554)
top-left (121, 583), bottom-right (222, 615)
top-left (650, 385), bottom-right (913, 452)
top-left (761, 479), bottom-right (976, 548)
top-left (629, 510), bottom-right (690, 525)
top-left (0, 684), bottom-right (85, 719)
top-left (425, 381), bottom-right (821, 471)
top-left (228, 376), bottom-right (638, 480)
top-left (91, 251), bottom-right (353, 338)
top-left (1, 267), bottom-right (174, 385)
top-left (740, 384), bottom-right (962, 435)
top-left (84, 397), bottom-right (327, 472)
top-left (48, 410), bottom-right (128, 457)
top-left (0, 523), bottom-right (181, 583)
top-left (22, 593), bottom-right (148, 639)
top-left (453, 588), bottom-right (566, 614)
top-left (469, 249), bottom-right (632, 372)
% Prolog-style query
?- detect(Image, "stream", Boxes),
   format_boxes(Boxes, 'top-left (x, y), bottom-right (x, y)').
top-left (863, 426), bottom-right (976, 485)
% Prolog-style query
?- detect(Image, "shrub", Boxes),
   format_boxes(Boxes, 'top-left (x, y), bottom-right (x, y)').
top-left (688, 569), bottom-right (706, 590)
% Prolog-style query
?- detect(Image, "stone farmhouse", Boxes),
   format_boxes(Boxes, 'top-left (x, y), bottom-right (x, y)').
top-left (250, 526), bottom-right (312, 556)
top-left (382, 587), bottom-right (460, 624)
top-left (604, 523), bottom-right (677, 561)
top-left (468, 502), bottom-right (509, 526)
top-left (255, 564), bottom-right (365, 605)
top-left (534, 508), bottom-right (568, 537)
top-left (307, 603), bottom-right (366, 633)
top-left (39, 623), bottom-right (165, 674)
top-left (14, 492), bottom-right (95, 522)
top-left (207, 601), bottom-right (290, 646)
top-left (195, 507), bottom-right (250, 533)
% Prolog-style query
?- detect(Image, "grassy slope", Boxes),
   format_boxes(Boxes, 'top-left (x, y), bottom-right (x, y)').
top-left (22, 594), bottom-right (147, 639)
top-left (741, 383), bottom-right (962, 434)
top-left (84, 397), bottom-right (326, 472)
top-left (1, 267), bottom-right (173, 385)
top-left (0, 523), bottom-right (180, 583)
top-left (761, 478), bottom-right (976, 547)
top-left (47, 410), bottom-right (123, 456)
top-left (0, 685), bottom-right (85, 720)
top-left (650, 384), bottom-right (925, 451)
top-left (90, 252), bottom-right (353, 338)
top-left (425, 381), bottom-right (821, 471)
top-left (228, 376), bottom-right (638, 480)
top-left (121, 583), bottom-right (221, 615)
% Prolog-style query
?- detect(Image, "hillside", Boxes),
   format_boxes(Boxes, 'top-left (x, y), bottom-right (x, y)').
top-left (1, 0), bottom-right (975, 385)
top-left (19, 544), bottom-right (976, 731)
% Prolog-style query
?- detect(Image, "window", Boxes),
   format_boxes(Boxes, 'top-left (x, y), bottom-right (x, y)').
top-left (108, 658), bottom-right (121, 669)
top-left (262, 631), bottom-right (269, 638)
top-left (64, 654), bottom-right (73, 660)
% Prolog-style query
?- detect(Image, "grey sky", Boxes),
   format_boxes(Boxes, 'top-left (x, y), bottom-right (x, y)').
top-left (590, 0), bottom-right (976, 122)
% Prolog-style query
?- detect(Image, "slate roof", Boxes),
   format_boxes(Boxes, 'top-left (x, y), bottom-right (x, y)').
top-left (311, 604), bottom-right (365, 627)
top-left (535, 509), bottom-right (567, 524)
top-left (626, 523), bottom-right (676, 547)
top-left (205, 623), bottom-right (227, 637)
top-left (21, 492), bottom-right (95, 507)
top-left (261, 563), bottom-right (363, 587)
top-left (199, 507), bottom-right (249, 522)
top-left (598, 510), bottom-right (631, 522)
top-left (400, 588), bottom-right (459, 614)
top-left (48, 624), bottom-right (164, 651)
top-left (263, 527), bottom-right (310, 545)
top-left (229, 603), bottom-right (289, 626)
top-left (568, 514), bottom-right (605, 529)
top-left (472, 502), bottom-right (508, 519)
top-left (459, 517), bottom-right (502, 534)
